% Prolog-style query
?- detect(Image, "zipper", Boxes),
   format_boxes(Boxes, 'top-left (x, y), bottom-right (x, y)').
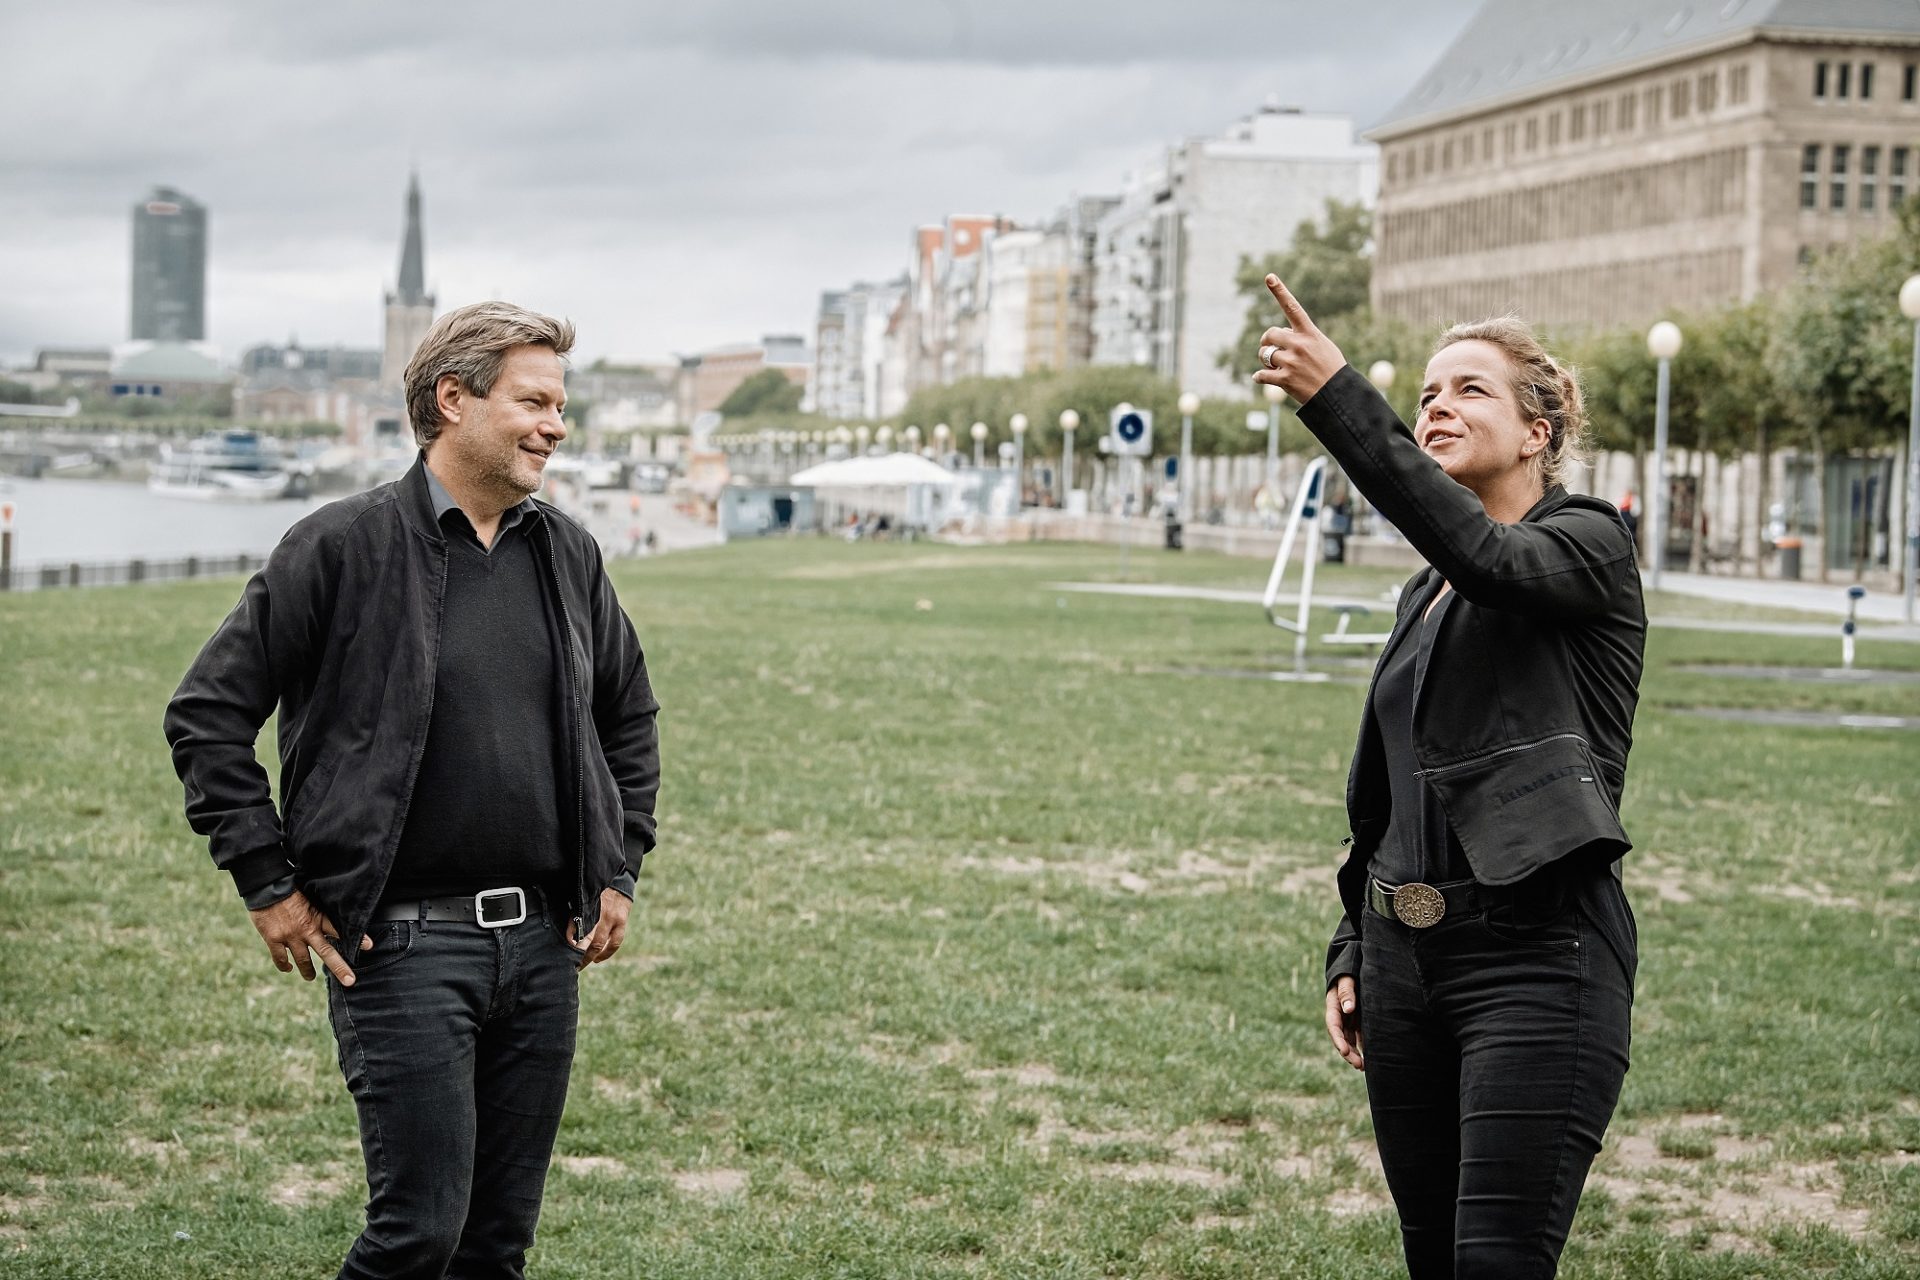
top-left (539, 519), bottom-right (591, 937)
top-left (1415, 731), bottom-right (1592, 780)
top-left (361, 536), bottom-right (447, 944)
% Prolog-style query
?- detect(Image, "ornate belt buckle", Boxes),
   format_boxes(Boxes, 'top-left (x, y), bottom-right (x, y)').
top-left (1392, 882), bottom-right (1446, 928)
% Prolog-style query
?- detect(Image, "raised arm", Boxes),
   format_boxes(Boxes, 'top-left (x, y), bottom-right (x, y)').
top-left (1253, 277), bottom-right (1633, 620)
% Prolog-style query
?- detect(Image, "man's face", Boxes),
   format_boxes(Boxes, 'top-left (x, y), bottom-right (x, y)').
top-left (437, 344), bottom-right (568, 501)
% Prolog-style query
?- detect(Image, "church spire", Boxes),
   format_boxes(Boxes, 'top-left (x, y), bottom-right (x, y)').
top-left (396, 170), bottom-right (427, 306)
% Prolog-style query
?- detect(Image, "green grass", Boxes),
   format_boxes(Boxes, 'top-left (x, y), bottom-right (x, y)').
top-left (2, 539), bottom-right (1916, 1278)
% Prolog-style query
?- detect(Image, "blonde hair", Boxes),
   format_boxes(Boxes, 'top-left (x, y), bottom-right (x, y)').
top-left (404, 301), bottom-right (576, 446)
top-left (1432, 316), bottom-right (1589, 488)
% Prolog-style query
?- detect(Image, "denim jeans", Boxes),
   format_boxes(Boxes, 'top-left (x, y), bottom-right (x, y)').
top-left (1360, 873), bottom-right (1634, 1278)
top-left (326, 902), bottom-right (582, 1280)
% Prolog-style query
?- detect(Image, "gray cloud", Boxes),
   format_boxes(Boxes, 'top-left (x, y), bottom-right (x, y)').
top-left (0, 0), bottom-right (1476, 364)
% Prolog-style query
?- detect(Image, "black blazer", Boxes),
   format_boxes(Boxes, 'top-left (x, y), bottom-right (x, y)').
top-left (1295, 366), bottom-right (1647, 983)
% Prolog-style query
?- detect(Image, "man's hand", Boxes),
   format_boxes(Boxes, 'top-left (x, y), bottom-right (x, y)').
top-left (567, 887), bottom-right (631, 968)
top-left (249, 890), bottom-right (370, 986)
top-left (1252, 275), bottom-right (1348, 405)
top-left (1325, 976), bottom-right (1364, 1071)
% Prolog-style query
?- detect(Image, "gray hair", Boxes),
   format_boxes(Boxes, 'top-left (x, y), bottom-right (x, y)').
top-left (404, 301), bottom-right (576, 446)
top-left (1432, 315), bottom-right (1589, 488)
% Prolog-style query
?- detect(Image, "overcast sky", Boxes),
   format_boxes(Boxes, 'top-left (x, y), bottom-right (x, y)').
top-left (1, 0), bottom-right (1478, 367)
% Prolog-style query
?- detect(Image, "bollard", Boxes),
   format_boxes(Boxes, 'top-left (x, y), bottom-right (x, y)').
top-left (69, 563), bottom-right (81, 587)
top-left (186, 555), bottom-right (199, 579)
top-left (130, 559), bottom-right (145, 584)
top-left (1842, 585), bottom-right (1865, 669)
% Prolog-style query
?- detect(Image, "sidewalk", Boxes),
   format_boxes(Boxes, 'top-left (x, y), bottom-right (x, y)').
top-left (1646, 570), bottom-right (1911, 624)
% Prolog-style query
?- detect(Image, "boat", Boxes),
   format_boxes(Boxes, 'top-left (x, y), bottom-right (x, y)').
top-left (148, 430), bottom-right (293, 501)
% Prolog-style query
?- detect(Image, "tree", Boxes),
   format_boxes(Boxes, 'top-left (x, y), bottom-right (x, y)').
top-left (1769, 195), bottom-right (1920, 452)
top-left (1222, 198), bottom-right (1374, 380)
top-left (719, 368), bottom-right (803, 417)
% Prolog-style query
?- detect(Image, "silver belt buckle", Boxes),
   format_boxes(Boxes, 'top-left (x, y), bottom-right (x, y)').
top-left (1392, 882), bottom-right (1446, 928)
top-left (474, 887), bottom-right (527, 929)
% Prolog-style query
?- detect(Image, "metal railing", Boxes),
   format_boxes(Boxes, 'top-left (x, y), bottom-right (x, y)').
top-left (2, 552), bottom-right (262, 592)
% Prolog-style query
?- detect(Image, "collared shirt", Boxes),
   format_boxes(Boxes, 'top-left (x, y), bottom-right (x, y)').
top-left (422, 461), bottom-right (540, 552)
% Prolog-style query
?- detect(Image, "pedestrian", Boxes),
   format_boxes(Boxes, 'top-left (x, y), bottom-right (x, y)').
top-left (1617, 491), bottom-right (1640, 560)
top-left (164, 300), bottom-right (662, 1279)
top-left (1255, 278), bottom-right (1643, 1279)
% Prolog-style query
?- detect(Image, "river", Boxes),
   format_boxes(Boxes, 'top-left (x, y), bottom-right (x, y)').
top-left (0, 475), bottom-right (720, 572)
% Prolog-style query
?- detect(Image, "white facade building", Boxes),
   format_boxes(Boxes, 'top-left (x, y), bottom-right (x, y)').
top-left (1093, 106), bottom-right (1378, 399)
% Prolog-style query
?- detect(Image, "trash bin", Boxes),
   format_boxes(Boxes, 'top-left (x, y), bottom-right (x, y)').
top-left (1164, 518), bottom-right (1184, 551)
top-left (1775, 536), bottom-right (1802, 580)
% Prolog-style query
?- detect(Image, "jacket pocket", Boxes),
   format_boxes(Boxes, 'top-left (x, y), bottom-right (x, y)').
top-left (1424, 734), bottom-right (1630, 885)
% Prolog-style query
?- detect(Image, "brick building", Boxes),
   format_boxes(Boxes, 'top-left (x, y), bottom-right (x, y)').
top-left (1370, 0), bottom-right (1920, 330)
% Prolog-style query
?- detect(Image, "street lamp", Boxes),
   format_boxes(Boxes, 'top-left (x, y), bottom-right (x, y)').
top-left (1009, 413), bottom-right (1028, 508)
top-left (1367, 360), bottom-right (1396, 392)
top-left (970, 420), bottom-right (988, 467)
top-left (1901, 274), bottom-right (1920, 622)
top-left (1647, 320), bottom-right (1683, 591)
top-left (933, 423), bottom-right (950, 462)
top-left (855, 424), bottom-right (870, 454)
top-left (1262, 383), bottom-right (1285, 503)
top-left (1059, 409), bottom-right (1080, 502)
top-left (904, 424), bottom-right (921, 455)
top-left (877, 424), bottom-right (893, 450)
top-left (1177, 391), bottom-right (1200, 520)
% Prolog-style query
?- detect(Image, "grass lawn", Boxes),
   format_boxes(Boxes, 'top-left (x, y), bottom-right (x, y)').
top-left (1, 538), bottom-right (1916, 1278)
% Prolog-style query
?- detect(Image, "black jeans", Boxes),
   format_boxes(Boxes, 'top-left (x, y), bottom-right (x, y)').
top-left (325, 904), bottom-right (582, 1280)
top-left (1360, 874), bottom-right (1634, 1278)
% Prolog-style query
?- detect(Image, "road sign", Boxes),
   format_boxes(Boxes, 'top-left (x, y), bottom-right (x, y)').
top-left (1110, 405), bottom-right (1152, 457)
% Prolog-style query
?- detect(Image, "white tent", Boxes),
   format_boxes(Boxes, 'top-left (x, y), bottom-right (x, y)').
top-left (788, 452), bottom-right (958, 530)
top-left (789, 453), bottom-right (957, 488)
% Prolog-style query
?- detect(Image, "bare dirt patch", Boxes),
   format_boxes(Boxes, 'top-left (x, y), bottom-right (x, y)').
top-left (555, 1155), bottom-right (628, 1178)
top-left (1597, 1120), bottom-right (1881, 1246)
top-left (673, 1168), bottom-right (748, 1196)
top-left (1096, 1162), bottom-right (1229, 1189)
top-left (270, 1162), bottom-right (350, 1209)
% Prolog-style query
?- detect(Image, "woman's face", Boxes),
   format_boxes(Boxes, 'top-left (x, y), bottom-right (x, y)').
top-left (1415, 340), bottom-right (1551, 494)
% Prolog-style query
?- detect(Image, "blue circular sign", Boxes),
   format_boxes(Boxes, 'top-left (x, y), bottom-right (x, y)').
top-left (1115, 412), bottom-right (1146, 444)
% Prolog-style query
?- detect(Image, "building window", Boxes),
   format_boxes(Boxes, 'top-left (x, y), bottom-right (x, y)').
top-left (1863, 145), bottom-right (1880, 211)
top-left (1593, 101), bottom-right (1608, 135)
top-left (1645, 85), bottom-right (1664, 126)
top-left (1892, 146), bottom-right (1910, 205)
top-left (1423, 141), bottom-right (1435, 174)
top-left (1526, 117), bottom-right (1539, 150)
top-left (1861, 63), bottom-right (1874, 100)
top-left (1481, 126), bottom-right (1494, 160)
top-left (1671, 78), bottom-right (1691, 117)
top-left (1905, 64), bottom-right (1916, 101)
top-left (1463, 133), bottom-right (1475, 164)
top-left (1503, 121), bottom-right (1518, 154)
top-left (1619, 91), bottom-right (1637, 130)
top-left (1731, 64), bottom-right (1750, 104)
top-left (1548, 111), bottom-right (1562, 145)
top-left (1815, 60), bottom-right (1829, 98)
top-left (1699, 71), bottom-right (1719, 112)
top-left (1832, 143), bottom-right (1850, 210)
top-left (1442, 138), bottom-right (1454, 170)
top-left (1837, 63), bottom-right (1852, 99)
top-left (1569, 106), bottom-right (1586, 141)
top-left (1802, 144), bottom-right (1821, 209)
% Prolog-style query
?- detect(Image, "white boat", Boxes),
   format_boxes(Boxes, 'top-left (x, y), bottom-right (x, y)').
top-left (148, 430), bottom-right (293, 501)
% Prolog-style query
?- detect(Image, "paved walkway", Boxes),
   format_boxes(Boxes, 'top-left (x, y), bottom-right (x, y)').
top-left (1053, 579), bottom-right (1920, 644)
top-left (1646, 570), bottom-right (1911, 623)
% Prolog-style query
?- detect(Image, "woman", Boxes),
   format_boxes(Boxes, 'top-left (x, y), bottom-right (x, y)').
top-left (1253, 277), bottom-right (1644, 1278)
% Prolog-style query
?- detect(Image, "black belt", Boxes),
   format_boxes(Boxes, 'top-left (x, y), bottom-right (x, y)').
top-left (1367, 876), bottom-right (1481, 928)
top-left (373, 886), bottom-right (544, 928)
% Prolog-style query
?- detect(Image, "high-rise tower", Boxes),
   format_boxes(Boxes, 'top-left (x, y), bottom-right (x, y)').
top-left (381, 172), bottom-right (436, 390)
top-left (131, 186), bottom-right (207, 341)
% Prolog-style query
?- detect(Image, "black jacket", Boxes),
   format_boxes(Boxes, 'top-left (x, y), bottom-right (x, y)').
top-left (164, 456), bottom-right (661, 952)
top-left (1296, 366), bottom-right (1646, 984)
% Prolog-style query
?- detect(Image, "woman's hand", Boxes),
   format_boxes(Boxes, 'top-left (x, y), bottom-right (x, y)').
top-left (1325, 975), bottom-right (1364, 1070)
top-left (1252, 276), bottom-right (1348, 404)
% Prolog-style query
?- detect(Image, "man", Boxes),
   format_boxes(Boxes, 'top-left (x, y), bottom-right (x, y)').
top-left (165, 301), bottom-right (660, 1279)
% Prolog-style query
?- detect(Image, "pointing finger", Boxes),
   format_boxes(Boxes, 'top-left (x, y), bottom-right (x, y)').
top-left (1264, 275), bottom-right (1318, 334)
top-left (309, 932), bottom-right (354, 987)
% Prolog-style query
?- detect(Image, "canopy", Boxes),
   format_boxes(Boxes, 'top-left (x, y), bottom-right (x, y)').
top-left (789, 452), bottom-right (957, 488)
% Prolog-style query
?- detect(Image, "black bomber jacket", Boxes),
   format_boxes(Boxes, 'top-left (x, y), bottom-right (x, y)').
top-left (164, 456), bottom-right (661, 956)
top-left (1296, 366), bottom-right (1647, 985)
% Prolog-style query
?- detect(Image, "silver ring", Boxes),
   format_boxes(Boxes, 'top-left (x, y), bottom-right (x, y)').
top-left (1259, 344), bottom-right (1279, 369)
